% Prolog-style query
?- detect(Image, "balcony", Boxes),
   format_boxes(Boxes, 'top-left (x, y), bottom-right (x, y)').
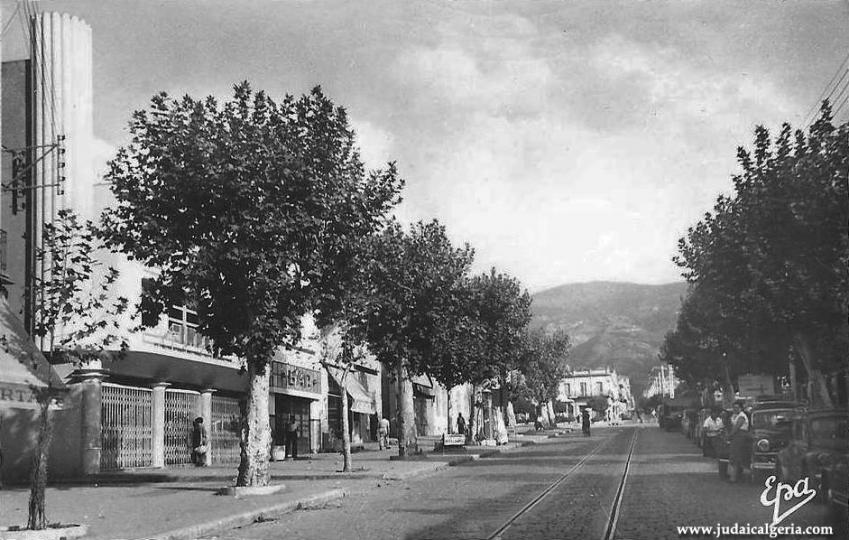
top-left (143, 322), bottom-right (215, 357)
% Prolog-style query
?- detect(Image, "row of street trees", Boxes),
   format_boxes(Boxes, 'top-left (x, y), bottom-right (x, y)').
top-left (661, 104), bottom-right (848, 407)
top-left (95, 83), bottom-right (571, 486)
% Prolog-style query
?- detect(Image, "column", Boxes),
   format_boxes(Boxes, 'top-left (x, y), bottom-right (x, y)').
top-left (77, 369), bottom-right (104, 475)
top-left (151, 383), bottom-right (169, 468)
top-left (201, 389), bottom-right (214, 466)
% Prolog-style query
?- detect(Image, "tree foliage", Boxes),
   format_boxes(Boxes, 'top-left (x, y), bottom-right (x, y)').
top-left (516, 328), bottom-right (571, 405)
top-left (346, 220), bottom-right (475, 379)
top-left (34, 209), bottom-right (129, 361)
top-left (102, 83), bottom-right (402, 366)
top-left (670, 104), bottom-right (848, 405)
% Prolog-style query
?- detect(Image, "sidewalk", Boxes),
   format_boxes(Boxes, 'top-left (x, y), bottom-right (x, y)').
top-left (0, 443), bottom-right (529, 540)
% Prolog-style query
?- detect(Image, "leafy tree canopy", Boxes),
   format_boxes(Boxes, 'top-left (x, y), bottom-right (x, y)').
top-left (672, 104), bottom-right (848, 405)
top-left (516, 328), bottom-right (571, 405)
top-left (344, 220), bottom-right (475, 378)
top-left (101, 83), bottom-right (403, 367)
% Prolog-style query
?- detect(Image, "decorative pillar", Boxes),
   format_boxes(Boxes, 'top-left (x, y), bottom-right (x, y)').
top-left (75, 367), bottom-right (105, 476)
top-left (151, 383), bottom-right (169, 468)
top-left (201, 389), bottom-right (214, 466)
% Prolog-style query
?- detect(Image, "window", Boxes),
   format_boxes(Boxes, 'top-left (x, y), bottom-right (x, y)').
top-left (564, 383), bottom-right (571, 397)
top-left (167, 304), bottom-right (210, 350)
top-left (596, 382), bottom-right (604, 394)
top-left (580, 382), bottom-right (587, 395)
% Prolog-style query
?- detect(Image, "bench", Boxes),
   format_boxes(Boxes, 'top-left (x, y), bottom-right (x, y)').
top-left (437, 433), bottom-right (466, 451)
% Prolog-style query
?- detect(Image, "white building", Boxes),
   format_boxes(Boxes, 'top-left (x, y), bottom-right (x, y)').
top-left (556, 367), bottom-right (635, 420)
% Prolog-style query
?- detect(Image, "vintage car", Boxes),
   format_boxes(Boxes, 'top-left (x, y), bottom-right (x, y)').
top-left (748, 401), bottom-right (803, 481)
top-left (776, 409), bottom-right (849, 503)
top-left (825, 447), bottom-right (849, 521)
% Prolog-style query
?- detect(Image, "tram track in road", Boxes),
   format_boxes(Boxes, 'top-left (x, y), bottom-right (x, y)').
top-left (602, 428), bottom-right (639, 540)
top-left (487, 427), bottom-right (639, 540)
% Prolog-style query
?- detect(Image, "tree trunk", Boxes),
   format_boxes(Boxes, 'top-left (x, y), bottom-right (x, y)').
top-left (793, 333), bottom-right (834, 408)
top-left (340, 367), bottom-right (353, 472)
top-left (446, 387), bottom-right (453, 434)
top-left (236, 362), bottom-right (271, 487)
top-left (27, 398), bottom-right (53, 530)
top-left (466, 384), bottom-right (477, 445)
top-left (396, 365), bottom-right (417, 457)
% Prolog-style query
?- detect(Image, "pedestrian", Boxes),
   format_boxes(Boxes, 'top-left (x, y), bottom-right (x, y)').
top-left (581, 408), bottom-right (591, 437)
top-left (378, 416), bottom-right (390, 450)
top-left (456, 412), bottom-right (466, 435)
top-left (191, 417), bottom-right (207, 467)
top-left (728, 401), bottom-right (751, 483)
top-left (286, 415), bottom-right (299, 460)
top-left (702, 408), bottom-right (723, 458)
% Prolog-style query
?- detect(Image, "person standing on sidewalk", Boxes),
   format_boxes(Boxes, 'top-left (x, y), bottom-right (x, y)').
top-left (378, 416), bottom-right (390, 450)
top-left (728, 401), bottom-right (751, 483)
top-left (286, 415), bottom-right (299, 460)
top-left (191, 417), bottom-right (208, 467)
top-left (456, 413), bottom-right (466, 435)
top-left (702, 408), bottom-right (723, 458)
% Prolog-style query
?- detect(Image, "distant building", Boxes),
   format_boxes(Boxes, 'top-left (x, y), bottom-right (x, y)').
top-left (556, 367), bottom-right (634, 420)
top-left (643, 365), bottom-right (679, 399)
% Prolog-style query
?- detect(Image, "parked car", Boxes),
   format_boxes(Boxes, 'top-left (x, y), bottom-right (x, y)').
top-left (660, 403), bottom-right (686, 431)
top-left (748, 401), bottom-right (803, 482)
top-left (776, 409), bottom-right (849, 503)
top-left (824, 447), bottom-right (849, 521)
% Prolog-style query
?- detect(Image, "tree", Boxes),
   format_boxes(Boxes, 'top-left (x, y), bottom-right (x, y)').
top-left (515, 329), bottom-right (570, 427)
top-left (674, 104), bottom-right (848, 407)
top-left (27, 209), bottom-right (128, 530)
top-left (345, 220), bottom-right (474, 456)
top-left (428, 269), bottom-right (532, 442)
top-left (101, 83), bottom-right (402, 485)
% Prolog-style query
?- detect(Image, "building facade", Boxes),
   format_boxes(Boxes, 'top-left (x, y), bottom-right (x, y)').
top-left (557, 367), bottom-right (635, 420)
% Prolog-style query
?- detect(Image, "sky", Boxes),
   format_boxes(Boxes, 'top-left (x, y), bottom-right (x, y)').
top-left (3, 0), bottom-right (847, 293)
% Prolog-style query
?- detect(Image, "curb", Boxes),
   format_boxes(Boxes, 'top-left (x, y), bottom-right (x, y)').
top-left (133, 488), bottom-right (346, 540)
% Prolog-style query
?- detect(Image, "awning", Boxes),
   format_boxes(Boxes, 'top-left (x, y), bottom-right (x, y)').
top-left (0, 297), bottom-right (65, 409)
top-left (326, 366), bottom-right (376, 414)
top-left (411, 372), bottom-right (436, 397)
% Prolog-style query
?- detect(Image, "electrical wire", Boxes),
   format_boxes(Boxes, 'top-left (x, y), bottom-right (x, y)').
top-left (803, 51), bottom-right (849, 128)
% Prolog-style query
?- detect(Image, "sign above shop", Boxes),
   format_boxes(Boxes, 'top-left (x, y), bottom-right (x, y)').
top-left (270, 362), bottom-right (321, 397)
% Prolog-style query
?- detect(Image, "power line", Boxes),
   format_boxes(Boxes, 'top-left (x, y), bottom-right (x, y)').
top-left (803, 51), bottom-right (849, 128)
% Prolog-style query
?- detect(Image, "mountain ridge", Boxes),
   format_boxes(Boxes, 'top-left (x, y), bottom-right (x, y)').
top-left (530, 280), bottom-right (688, 396)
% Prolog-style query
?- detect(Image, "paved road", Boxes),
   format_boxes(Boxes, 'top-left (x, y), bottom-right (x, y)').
top-left (202, 425), bottom-right (844, 540)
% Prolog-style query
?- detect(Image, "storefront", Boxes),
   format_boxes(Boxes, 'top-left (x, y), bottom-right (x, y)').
top-left (326, 366), bottom-right (378, 447)
top-left (269, 361), bottom-right (322, 456)
top-left (412, 373), bottom-right (436, 436)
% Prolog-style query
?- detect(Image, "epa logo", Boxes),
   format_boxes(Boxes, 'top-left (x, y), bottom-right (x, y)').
top-left (760, 475), bottom-right (816, 525)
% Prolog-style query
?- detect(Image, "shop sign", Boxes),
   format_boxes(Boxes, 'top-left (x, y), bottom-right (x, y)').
top-left (0, 382), bottom-right (39, 409)
top-left (271, 362), bottom-right (321, 396)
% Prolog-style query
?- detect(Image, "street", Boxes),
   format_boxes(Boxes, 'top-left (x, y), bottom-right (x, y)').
top-left (202, 425), bottom-right (843, 540)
